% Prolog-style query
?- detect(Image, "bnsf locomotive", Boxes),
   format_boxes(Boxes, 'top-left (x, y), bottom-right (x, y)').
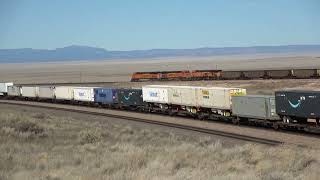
top-left (1, 82), bottom-right (319, 131)
top-left (131, 69), bottom-right (320, 81)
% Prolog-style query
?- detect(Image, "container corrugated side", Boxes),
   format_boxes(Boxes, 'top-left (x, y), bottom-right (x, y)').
top-left (39, 86), bottom-right (55, 99)
top-left (275, 90), bottom-right (320, 119)
top-left (21, 86), bottom-right (39, 97)
top-left (170, 86), bottom-right (197, 106)
top-left (142, 85), bottom-right (169, 104)
top-left (232, 95), bottom-right (279, 120)
top-left (0, 82), bottom-right (14, 95)
top-left (117, 89), bottom-right (144, 106)
top-left (55, 86), bottom-right (76, 100)
top-left (7, 86), bottom-right (21, 96)
top-left (94, 88), bottom-right (118, 104)
top-left (74, 87), bottom-right (95, 102)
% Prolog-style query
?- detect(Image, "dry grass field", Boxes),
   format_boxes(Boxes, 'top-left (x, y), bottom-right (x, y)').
top-left (0, 106), bottom-right (319, 180)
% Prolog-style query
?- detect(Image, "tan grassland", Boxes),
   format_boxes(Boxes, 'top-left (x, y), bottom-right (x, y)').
top-left (0, 106), bottom-right (319, 180)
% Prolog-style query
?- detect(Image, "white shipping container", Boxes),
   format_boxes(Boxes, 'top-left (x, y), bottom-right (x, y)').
top-left (73, 87), bottom-right (95, 102)
top-left (7, 86), bottom-right (21, 96)
top-left (55, 86), bottom-right (76, 100)
top-left (143, 85), bottom-right (246, 110)
top-left (39, 86), bottom-right (55, 99)
top-left (142, 86), bottom-right (169, 103)
top-left (21, 86), bottom-right (39, 98)
top-left (170, 86), bottom-right (197, 106)
top-left (196, 87), bottom-right (247, 110)
top-left (0, 82), bottom-right (13, 95)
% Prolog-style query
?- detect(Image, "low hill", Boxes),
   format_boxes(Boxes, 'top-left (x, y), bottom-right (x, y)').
top-left (1, 45), bottom-right (320, 63)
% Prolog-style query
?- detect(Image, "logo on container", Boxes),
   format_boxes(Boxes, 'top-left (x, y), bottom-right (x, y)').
top-left (149, 92), bottom-right (158, 97)
top-left (288, 96), bottom-right (305, 109)
top-left (79, 92), bottom-right (85, 97)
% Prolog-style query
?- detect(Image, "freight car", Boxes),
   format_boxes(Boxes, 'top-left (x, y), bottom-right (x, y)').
top-left (275, 90), bottom-right (320, 124)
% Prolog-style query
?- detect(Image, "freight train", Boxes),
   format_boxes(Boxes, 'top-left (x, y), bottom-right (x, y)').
top-left (0, 82), bottom-right (319, 132)
top-left (131, 69), bottom-right (320, 81)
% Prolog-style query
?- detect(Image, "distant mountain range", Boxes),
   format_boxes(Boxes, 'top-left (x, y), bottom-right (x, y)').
top-left (0, 45), bottom-right (320, 63)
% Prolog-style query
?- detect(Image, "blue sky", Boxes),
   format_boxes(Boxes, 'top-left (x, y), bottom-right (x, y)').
top-left (0, 0), bottom-right (319, 50)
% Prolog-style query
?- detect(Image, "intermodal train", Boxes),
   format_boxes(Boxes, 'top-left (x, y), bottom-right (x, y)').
top-left (1, 82), bottom-right (319, 132)
top-left (131, 69), bottom-right (320, 81)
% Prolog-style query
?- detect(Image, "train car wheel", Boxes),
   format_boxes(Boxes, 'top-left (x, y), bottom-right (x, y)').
top-left (272, 123), bottom-right (280, 130)
top-left (232, 117), bottom-right (240, 125)
top-left (197, 113), bottom-right (205, 120)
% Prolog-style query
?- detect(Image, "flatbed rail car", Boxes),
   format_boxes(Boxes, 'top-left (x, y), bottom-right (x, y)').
top-left (131, 69), bottom-right (320, 81)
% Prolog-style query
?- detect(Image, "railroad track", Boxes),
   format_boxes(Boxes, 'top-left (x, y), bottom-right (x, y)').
top-left (0, 100), bottom-right (282, 146)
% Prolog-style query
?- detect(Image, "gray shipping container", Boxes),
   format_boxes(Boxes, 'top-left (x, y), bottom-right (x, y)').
top-left (232, 95), bottom-right (280, 120)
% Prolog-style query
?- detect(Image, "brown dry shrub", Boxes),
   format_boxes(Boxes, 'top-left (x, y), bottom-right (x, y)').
top-left (0, 113), bottom-right (46, 139)
top-left (78, 129), bottom-right (102, 144)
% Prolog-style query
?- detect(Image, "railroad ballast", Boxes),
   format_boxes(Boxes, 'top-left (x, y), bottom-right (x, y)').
top-left (0, 82), bottom-right (319, 131)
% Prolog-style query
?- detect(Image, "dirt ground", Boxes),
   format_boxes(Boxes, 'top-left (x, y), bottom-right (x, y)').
top-left (0, 54), bottom-right (319, 84)
top-left (0, 105), bottom-right (319, 180)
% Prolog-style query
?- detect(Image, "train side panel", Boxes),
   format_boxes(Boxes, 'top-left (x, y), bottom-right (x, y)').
top-left (21, 86), bottom-right (39, 98)
top-left (0, 82), bottom-right (13, 95)
top-left (94, 88), bottom-right (118, 104)
top-left (74, 87), bottom-right (95, 102)
top-left (275, 90), bottom-right (320, 119)
top-left (117, 89), bottom-right (144, 107)
top-left (292, 69), bottom-right (317, 78)
top-left (169, 86), bottom-right (197, 106)
top-left (243, 71), bottom-right (265, 79)
top-left (7, 86), bottom-right (21, 96)
top-left (142, 86), bottom-right (169, 104)
top-left (55, 86), bottom-right (75, 100)
top-left (197, 87), bottom-right (247, 110)
top-left (221, 71), bottom-right (242, 79)
top-left (39, 86), bottom-right (55, 99)
top-left (232, 95), bottom-right (279, 120)
top-left (266, 70), bottom-right (292, 78)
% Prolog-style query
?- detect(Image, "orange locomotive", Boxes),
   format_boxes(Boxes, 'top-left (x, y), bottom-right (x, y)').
top-left (131, 70), bottom-right (222, 81)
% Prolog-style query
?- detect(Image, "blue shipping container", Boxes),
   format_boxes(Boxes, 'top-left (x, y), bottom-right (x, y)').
top-left (94, 88), bottom-right (118, 104)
